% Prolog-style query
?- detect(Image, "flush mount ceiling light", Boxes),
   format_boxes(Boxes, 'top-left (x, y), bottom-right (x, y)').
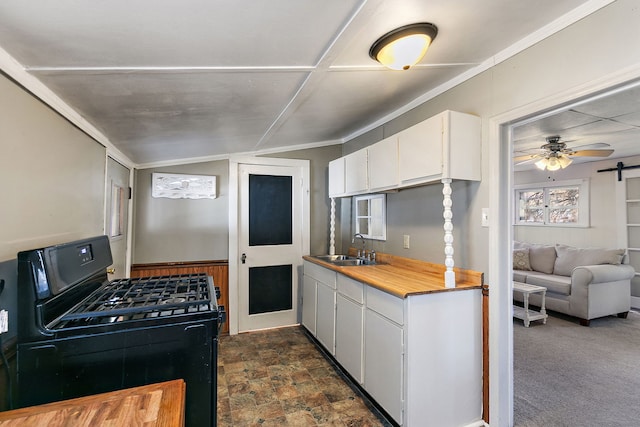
top-left (369, 23), bottom-right (438, 70)
top-left (535, 153), bottom-right (573, 171)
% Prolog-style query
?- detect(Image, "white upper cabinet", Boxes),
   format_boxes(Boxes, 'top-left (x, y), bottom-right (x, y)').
top-left (328, 157), bottom-right (345, 198)
top-left (398, 114), bottom-right (443, 185)
top-left (398, 110), bottom-right (481, 186)
top-left (368, 135), bottom-right (399, 192)
top-left (344, 149), bottom-right (368, 195)
top-left (327, 110), bottom-right (481, 198)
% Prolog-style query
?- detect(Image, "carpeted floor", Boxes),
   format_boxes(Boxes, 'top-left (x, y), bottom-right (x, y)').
top-left (217, 326), bottom-right (392, 426)
top-left (514, 309), bottom-right (640, 427)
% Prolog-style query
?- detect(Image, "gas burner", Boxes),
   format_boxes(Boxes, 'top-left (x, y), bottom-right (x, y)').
top-left (161, 297), bottom-right (187, 305)
top-left (102, 297), bottom-right (124, 308)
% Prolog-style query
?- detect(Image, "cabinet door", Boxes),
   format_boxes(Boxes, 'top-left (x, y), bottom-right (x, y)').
top-left (344, 149), bottom-right (368, 195)
top-left (316, 282), bottom-right (336, 354)
top-left (302, 275), bottom-right (316, 335)
top-left (328, 158), bottom-right (345, 197)
top-left (336, 294), bottom-right (364, 383)
top-left (368, 136), bottom-right (398, 191)
top-left (364, 309), bottom-right (403, 424)
top-left (398, 113), bottom-right (443, 185)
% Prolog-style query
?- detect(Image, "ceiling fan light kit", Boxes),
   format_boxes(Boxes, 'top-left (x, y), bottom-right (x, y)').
top-left (369, 23), bottom-right (438, 70)
top-left (535, 154), bottom-right (573, 171)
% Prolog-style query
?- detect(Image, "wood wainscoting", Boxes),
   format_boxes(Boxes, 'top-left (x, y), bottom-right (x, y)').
top-left (131, 260), bottom-right (229, 335)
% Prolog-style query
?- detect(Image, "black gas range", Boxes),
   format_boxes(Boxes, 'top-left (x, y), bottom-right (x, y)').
top-left (16, 235), bottom-right (222, 426)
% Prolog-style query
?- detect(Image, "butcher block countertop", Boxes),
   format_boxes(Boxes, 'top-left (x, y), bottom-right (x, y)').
top-left (0, 380), bottom-right (185, 427)
top-left (304, 250), bottom-right (483, 298)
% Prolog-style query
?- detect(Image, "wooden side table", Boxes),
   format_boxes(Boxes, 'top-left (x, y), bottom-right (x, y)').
top-left (513, 281), bottom-right (548, 327)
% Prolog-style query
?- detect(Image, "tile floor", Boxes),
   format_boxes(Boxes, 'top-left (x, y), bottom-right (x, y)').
top-left (217, 326), bottom-right (392, 426)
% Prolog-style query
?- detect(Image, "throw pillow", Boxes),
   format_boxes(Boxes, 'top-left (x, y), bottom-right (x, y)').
top-left (513, 248), bottom-right (532, 271)
top-left (553, 244), bottom-right (625, 276)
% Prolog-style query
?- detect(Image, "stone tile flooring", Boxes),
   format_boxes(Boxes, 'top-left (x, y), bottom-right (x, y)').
top-left (217, 326), bottom-right (391, 426)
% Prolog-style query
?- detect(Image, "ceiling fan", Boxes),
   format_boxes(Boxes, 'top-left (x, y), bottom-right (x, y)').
top-left (513, 136), bottom-right (614, 171)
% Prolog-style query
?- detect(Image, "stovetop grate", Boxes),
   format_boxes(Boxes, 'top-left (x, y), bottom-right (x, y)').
top-left (56, 273), bottom-right (213, 328)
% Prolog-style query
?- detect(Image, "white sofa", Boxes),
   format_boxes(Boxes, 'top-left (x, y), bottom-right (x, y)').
top-left (513, 242), bottom-right (635, 326)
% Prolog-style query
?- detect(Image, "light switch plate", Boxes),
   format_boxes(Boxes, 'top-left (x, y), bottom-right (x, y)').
top-left (481, 208), bottom-right (489, 227)
top-left (403, 234), bottom-right (410, 249)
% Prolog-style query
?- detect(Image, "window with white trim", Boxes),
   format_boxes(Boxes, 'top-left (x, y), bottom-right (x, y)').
top-left (354, 194), bottom-right (386, 240)
top-left (514, 179), bottom-right (589, 227)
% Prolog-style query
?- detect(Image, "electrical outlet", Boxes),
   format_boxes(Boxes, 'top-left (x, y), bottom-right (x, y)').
top-left (403, 234), bottom-right (410, 249)
top-left (0, 310), bottom-right (8, 334)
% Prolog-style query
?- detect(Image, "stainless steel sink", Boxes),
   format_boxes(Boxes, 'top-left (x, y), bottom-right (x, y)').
top-left (311, 255), bottom-right (378, 266)
top-left (313, 254), bottom-right (353, 262)
top-left (331, 259), bottom-right (368, 266)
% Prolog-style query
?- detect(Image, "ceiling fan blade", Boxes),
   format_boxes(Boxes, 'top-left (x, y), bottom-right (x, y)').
top-left (569, 149), bottom-right (614, 157)
top-left (569, 142), bottom-right (611, 150)
top-left (513, 154), bottom-right (539, 162)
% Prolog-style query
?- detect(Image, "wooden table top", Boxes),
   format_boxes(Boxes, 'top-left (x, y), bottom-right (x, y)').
top-left (304, 251), bottom-right (483, 298)
top-left (0, 380), bottom-right (185, 427)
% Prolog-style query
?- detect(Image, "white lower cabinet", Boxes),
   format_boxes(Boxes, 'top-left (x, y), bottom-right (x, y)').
top-left (301, 274), bottom-right (317, 334)
top-left (316, 281), bottom-right (336, 354)
top-left (303, 262), bottom-right (482, 426)
top-left (364, 307), bottom-right (404, 423)
top-left (302, 261), bottom-right (337, 353)
top-left (336, 274), bottom-right (364, 383)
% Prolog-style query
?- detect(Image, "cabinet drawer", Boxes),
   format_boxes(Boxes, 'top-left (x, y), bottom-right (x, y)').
top-left (337, 274), bottom-right (364, 304)
top-left (366, 286), bottom-right (403, 325)
top-left (304, 261), bottom-right (336, 288)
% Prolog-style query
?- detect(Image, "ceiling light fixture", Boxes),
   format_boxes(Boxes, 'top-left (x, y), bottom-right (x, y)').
top-left (369, 23), bottom-right (438, 70)
top-left (535, 154), bottom-right (573, 171)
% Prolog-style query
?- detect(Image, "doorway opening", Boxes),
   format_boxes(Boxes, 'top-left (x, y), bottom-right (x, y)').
top-left (489, 72), bottom-right (640, 425)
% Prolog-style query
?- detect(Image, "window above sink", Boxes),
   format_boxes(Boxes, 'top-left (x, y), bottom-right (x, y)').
top-left (354, 194), bottom-right (386, 241)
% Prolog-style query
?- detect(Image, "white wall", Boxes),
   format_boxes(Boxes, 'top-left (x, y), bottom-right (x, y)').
top-left (0, 73), bottom-right (106, 262)
top-left (133, 160), bottom-right (230, 263)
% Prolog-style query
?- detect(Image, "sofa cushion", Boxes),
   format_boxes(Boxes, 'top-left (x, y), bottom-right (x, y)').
top-left (513, 270), bottom-right (529, 283)
top-left (553, 244), bottom-right (625, 276)
top-left (514, 241), bottom-right (556, 274)
top-left (524, 272), bottom-right (572, 296)
top-left (513, 248), bottom-right (532, 271)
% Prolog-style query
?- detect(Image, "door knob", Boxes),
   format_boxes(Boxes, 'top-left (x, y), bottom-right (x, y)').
top-left (241, 253), bottom-right (246, 264)
top-left (107, 268), bottom-right (116, 274)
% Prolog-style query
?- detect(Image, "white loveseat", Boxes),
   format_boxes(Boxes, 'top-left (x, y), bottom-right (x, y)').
top-left (513, 242), bottom-right (635, 326)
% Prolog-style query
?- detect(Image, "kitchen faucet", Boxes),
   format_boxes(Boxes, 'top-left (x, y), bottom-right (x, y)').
top-left (352, 233), bottom-right (367, 259)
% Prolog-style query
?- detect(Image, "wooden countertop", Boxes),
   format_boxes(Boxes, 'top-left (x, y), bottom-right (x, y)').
top-left (0, 380), bottom-right (185, 427)
top-left (303, 251), bottom-right (483, 298)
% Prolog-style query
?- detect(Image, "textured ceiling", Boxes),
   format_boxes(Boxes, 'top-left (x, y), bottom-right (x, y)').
top-left (0, 0), bottom-right (616, 166)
